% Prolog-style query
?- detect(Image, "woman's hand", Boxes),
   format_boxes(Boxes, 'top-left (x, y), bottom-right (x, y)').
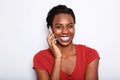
top-left (47, 32), bottom-right (62, 59)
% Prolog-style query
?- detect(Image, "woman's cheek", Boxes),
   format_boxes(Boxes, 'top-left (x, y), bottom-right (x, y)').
top-left (53, 30), bottom-right (61, 38)
top-left (54, 29), bottom-right (62, 35)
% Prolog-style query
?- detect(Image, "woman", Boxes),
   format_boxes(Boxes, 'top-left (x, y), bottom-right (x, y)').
top-left (33, 5), bottom-right (100, 80)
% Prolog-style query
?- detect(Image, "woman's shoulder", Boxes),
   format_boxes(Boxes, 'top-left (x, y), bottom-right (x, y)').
top-left (75, 44), bottom-right (97, 51)
top-left (33, 48), bottom-right (52, 59)
top-left (75, 44), bottom-right (100, 64)
top-left (75, 44), bottom-right (99, 57)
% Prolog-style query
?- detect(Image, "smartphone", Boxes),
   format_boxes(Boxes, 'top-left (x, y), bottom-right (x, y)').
top-left (49, 26), bottom-right (53, 33)
top-left (49, 26), bottom-right (57, 44)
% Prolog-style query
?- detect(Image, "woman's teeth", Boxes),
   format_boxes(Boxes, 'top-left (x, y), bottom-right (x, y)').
top-left (60, 37), bottom-right (70, 41)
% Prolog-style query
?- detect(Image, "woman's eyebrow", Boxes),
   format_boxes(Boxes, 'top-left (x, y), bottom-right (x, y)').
top-left (54, 23), bottom-right (62, 26)
top-left (67, 23), bottom-right (74, 25)
top-left (55, 22), bottom-right (74, 26)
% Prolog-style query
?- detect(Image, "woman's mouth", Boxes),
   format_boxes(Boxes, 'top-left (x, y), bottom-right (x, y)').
top-left (60, 37), bottom-right (70, 42)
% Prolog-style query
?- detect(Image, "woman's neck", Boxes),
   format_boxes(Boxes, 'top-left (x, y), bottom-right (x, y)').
top-left (58, 43), bottom-right (76, 58)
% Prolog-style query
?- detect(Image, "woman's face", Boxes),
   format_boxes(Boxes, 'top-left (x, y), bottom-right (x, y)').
top-left (52, 13), bottom-right (75, 46)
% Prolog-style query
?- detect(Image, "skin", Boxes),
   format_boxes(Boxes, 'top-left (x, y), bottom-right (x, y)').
top-left (35, 13), bottom-right (99, 80)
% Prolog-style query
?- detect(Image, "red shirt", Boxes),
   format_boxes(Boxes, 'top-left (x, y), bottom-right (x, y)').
top-left (33, 44), bottom-right (100, 80)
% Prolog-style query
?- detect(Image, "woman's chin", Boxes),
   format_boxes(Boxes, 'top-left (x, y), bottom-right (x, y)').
top-left (58, 41), bottom-right (72, 47)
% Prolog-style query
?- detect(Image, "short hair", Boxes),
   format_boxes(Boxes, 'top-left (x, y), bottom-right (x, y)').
top-left (46, 5), bottom-right (76, 28)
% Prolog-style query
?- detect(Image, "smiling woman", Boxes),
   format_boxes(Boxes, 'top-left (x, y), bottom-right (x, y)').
top-left (33, 5), bottom-right (100, 80)
top-left (52, 13), bottom-right (75, 46)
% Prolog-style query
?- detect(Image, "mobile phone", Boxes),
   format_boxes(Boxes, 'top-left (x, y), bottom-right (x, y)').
top-left (49, 26), bottom-right (57, 44)
top-left (49, 26), bottom-right (53, 33)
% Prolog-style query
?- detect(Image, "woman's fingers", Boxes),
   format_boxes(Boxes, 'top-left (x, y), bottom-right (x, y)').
top-left (47, 32), bottom-right (62, 58)
top-left (47, 32), bottom-right (57, 47)
top-left (51, 38), bottom-right (57, 45)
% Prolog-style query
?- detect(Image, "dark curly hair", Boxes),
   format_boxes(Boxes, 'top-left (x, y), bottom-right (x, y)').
top-left (46, 5), bottom-right (76, 28)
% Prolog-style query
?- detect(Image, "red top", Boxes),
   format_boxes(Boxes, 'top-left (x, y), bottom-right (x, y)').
top-left (33, 44), bottom-right (100, 80)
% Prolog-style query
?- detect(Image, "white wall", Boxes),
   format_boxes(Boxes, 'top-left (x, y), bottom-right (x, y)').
top-left (0, 0), bottom-right (120, 80)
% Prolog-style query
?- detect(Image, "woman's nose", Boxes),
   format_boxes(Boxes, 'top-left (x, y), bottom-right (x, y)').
top-left (62, 27), bottom-right (69, 34)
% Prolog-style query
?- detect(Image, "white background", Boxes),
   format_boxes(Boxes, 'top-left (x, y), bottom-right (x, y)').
top-left (0, 0), bottom-right (120, 80)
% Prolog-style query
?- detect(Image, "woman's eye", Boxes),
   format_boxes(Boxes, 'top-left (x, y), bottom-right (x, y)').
top-left (68, 25), bottom-right (74, 29)
top-left (55, 26), bottom-right (62, 29)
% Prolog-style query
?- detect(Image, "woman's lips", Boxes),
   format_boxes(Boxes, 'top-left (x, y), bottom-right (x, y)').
top-left (60, 37), bottom-right (70, 42)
